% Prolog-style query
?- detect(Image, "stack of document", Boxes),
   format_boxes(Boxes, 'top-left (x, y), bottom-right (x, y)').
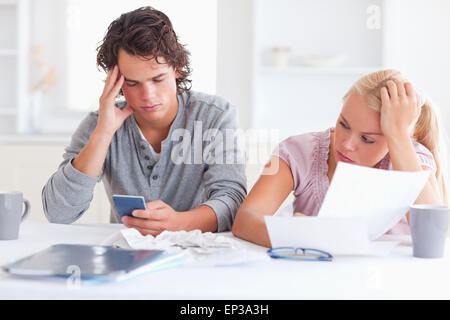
top-left (265, 162), bottom-right (430, 256)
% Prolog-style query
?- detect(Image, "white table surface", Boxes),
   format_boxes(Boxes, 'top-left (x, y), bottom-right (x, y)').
top-left (1, 221), bottom-right (450, 300)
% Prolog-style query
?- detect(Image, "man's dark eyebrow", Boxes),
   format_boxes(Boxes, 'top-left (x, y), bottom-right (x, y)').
top-left (340, 114), bottom-right (383, 136)
top-left (152, 73), bottom-right (166, 80)
top-left (124, 73), bottom-right (166, 83)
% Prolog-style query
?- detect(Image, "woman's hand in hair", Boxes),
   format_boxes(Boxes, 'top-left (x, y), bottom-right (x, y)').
top-left (379, 80), bottom-right (420, 142)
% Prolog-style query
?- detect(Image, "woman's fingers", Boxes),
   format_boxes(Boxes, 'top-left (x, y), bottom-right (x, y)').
top-left (395, 79), bottom-right (406, 98)
top-left (404, 81), bottom-right (415, 97)
top-left (404, 82), bottom-right (420, 107)
top-left (380, 86), bottom-right (390, 106)
top-left (293, 212), bottom-right (306, 217)
top-left (386, 80), bottom-right (398, 98)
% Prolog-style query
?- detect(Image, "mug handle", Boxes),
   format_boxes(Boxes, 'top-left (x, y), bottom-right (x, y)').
top-left (21, 198), bottom-right (30, 222)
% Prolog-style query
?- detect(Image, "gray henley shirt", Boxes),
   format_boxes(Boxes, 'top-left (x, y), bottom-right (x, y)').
top-left (42, 90), bottom-right (247, 232)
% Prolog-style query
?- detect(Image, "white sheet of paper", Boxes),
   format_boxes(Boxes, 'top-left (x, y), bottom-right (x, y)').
top-left (265, 216), bottom-right (399, 256)
top-left (274, 203), bottom-right (294, 217)
top-left (318, 162), bottom-right (430, 240)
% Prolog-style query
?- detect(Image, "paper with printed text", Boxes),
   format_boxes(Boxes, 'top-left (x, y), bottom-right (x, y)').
top-left (318, 162), bottom-right (430, 239)
top-left (265, 162), bottom-right (430, 255)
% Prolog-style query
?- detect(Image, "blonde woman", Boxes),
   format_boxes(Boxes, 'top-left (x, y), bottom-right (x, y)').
top-left (232, 69), bottom-right (448, 248)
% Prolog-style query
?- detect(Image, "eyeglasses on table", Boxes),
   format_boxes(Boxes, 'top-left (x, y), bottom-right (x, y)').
top-left (267, 247), bottom-right (333, 262)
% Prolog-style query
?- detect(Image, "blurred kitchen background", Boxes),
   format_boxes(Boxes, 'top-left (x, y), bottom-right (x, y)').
top-left (1, 0), bottom-right (449, 223)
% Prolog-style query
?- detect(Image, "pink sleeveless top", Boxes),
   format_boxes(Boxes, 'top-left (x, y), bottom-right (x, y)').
top-left (274, 128), bottom-right (437, 234)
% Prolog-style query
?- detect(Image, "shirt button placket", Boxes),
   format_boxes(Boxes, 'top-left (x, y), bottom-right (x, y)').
top-left (150, 167), bottom-right (161, 197)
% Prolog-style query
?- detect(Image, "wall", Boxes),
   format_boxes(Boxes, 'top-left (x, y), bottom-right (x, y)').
top-left (216, 0), bottom-right (254, 130)
top-left (217, 0), bottom-right (450, 145)
top-left (382, 0), bottom-right (450, 134)
top-left (382, 0), bottom-right (450, 181)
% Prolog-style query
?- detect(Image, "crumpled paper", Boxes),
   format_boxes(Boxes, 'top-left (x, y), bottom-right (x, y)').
top-left (101, 228), bottom-right (270, 267)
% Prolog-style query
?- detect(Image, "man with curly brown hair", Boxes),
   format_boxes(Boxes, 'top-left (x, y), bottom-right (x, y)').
top-left (42, 7), bottom-right (247, 235)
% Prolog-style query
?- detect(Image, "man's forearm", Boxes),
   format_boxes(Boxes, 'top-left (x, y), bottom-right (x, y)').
top-left (182, 205), bottom-right (218, 233)
top-left (72, 129), bottom-right (113, 178)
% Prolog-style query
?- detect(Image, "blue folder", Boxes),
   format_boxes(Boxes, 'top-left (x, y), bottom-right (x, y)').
top-left (2, 244), bottom-right (186, 283)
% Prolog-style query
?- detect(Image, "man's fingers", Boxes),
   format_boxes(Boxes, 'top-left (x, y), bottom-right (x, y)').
top-left (102, 73), bottom-right (124, 103)
top-left (100, 66), bottom-right (120, 106)
top-left (122, 216), bottom-right (164, 235)
top-left (121, 105), bottom-right (134, 116)
top-left (100, 70), bottom-right (124, 112)
top-left (111, 73), bottom-right (124, 98)
top-left (146, 200), bottom-right (167, 210)
top-left (138, 228), bottom-right (161, 237)
top-left (102, 65), bottom-right (118, 95)
top-left (131, 208), bottom-right (166, 221)
top-left (117, 105), bottom-right (134, 122)
top-left (131, 209), bottom-right (149, 218)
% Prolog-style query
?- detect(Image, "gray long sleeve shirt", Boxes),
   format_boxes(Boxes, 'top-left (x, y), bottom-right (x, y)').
top-left (42, 90), bottom-right (247, 232)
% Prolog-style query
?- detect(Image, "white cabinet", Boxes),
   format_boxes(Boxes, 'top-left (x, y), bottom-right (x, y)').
top-left (0, 140), bottom-right (110, 224)
top-left (0, 0), bottom-right (30, 134)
